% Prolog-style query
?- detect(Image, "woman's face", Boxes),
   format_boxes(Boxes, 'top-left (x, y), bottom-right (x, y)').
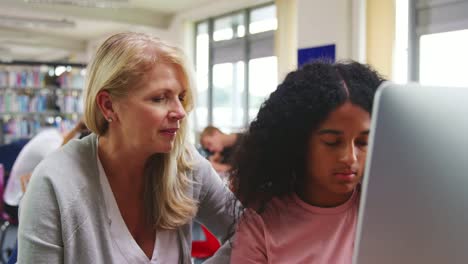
top-left (113, 63), bottom-right (187, 155)
top-left (305, 101), bottom-right (370, 205)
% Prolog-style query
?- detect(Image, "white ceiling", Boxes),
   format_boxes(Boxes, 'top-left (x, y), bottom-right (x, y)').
top-left (0, 0), bottom-right (218, 62)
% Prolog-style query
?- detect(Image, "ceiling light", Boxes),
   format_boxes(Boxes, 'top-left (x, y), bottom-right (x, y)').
top-left (23, 0), bottom-right (129, 8)
top-left (0, 15), bottom-right (75, 28)
top-left (0, 45), bottom-right (12, 53)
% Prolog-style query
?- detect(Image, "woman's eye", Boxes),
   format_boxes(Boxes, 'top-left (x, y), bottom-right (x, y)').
top-left (152, 97), bottom-right (165, 102)
top-left (179, 96), bottom-right (185, 102)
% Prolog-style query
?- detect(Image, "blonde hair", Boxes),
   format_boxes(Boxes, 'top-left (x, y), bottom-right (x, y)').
top-left (84, 32), bottom-right (197, 229)
top-left (200, 126), bottom-right (222, 141)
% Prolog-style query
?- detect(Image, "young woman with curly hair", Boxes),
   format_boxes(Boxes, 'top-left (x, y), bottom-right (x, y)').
top-left (229, 60), bottom-right (385, 263)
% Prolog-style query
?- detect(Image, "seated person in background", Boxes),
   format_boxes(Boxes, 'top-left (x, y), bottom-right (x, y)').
top-left (3, 120), bottom-right (89, 210)
top-left (199, 126), bottom-right (243, 173)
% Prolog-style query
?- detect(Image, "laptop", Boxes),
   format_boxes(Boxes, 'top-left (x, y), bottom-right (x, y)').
top-left (353, 82), bottom-right (468, 264)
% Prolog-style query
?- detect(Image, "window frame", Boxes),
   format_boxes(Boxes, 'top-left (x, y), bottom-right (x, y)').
top-left (194, 2), bottom-right (276, 131)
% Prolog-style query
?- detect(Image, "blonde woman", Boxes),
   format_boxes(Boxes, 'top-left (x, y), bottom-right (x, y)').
top-left (17, 32), bottom-right (234, 263)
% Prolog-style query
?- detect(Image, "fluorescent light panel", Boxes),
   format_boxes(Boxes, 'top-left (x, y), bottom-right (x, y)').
top-left (23, 0), bottom-right (129, 8)
top-left (0, 15), bottom-right (75, 28)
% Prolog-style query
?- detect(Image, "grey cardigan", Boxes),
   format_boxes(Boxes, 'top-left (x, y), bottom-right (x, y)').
top-left (18, 134), bottom-right (234, 263)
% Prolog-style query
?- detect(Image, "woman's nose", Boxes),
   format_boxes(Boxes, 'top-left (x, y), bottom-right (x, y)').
top-left (169, 100), bottom-right (186, 120)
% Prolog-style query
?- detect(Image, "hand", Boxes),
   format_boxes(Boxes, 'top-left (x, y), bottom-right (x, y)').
top-left (208, 152), bottom-right (222, 163)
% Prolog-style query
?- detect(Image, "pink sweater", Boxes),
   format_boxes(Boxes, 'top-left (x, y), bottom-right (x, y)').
top-left (230, 190), bottom-right (360, 264)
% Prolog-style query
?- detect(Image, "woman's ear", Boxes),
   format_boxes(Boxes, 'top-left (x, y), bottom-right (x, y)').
top-left (96, 90), bottom-right (116, 122)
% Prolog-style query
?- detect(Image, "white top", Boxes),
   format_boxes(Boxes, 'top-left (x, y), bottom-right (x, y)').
top-left (96, 139), bottom-right (179, 263)
top-left (4, 128), bottom-right (63, 206)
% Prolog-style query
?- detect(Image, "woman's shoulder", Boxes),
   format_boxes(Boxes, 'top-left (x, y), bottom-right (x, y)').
top-left (185, 144), bottom-right (230, 203)
top-left (186, 144), bottom-right (214, 178)
top-left (33, 134), bottom-right (98, 186)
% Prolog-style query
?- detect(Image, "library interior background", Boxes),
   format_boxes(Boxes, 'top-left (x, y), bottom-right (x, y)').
top-left (1, 0), bottom-right (468, 262)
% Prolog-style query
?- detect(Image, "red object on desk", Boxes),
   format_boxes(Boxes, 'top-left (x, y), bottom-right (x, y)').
top-left (191, 225), bottom-right (221, 259)
top-left (0, 164), bottom-right (15, 223)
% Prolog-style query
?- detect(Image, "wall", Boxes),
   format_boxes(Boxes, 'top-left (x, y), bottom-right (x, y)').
top-left (296, 0), bottom-right (395, 78)
top-left (366, 0), bottom-right (395, 79)
top-left (297, 0), bottom-right (352, 60)
top-left (276, 0), bottom-right (298, 82)
top-left (296, 0), bottom-right (367, 63)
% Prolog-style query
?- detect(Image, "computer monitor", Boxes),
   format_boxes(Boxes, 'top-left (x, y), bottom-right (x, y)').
top-left (353, 82), bottom-right (468, 264)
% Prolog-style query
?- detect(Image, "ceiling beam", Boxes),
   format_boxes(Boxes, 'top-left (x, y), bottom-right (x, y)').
top-left (0, 0), bottom-right (173, 28)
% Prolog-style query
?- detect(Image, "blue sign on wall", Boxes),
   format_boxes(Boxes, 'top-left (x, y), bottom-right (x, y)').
top-left (298, 44), bottom-right (336, 67)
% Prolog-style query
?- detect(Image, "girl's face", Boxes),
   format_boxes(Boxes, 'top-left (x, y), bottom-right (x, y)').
top-left (304, 101), bottom-right (370, 206)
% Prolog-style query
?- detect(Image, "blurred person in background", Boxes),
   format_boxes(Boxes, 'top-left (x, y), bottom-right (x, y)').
top-left (199, 126), bottom-right (243, 174)
top-left (3, 119), bottom-right (89, 215)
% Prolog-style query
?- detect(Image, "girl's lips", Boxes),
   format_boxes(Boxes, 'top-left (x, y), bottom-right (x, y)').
top-left (334, 173), bottom-right (357, 181)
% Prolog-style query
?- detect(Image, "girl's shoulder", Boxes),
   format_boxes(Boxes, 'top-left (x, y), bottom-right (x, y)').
top-left (235, 196), bottom-right (295, 245)
top-left (245, 195), bottom-right (295, 224)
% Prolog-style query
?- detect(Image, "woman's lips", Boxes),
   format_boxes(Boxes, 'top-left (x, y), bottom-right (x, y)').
top-left (160, 128), bottom-right (178, 137)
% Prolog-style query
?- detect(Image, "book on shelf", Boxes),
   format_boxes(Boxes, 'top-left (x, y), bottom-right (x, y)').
top-left (0, 63), bottom-right (86, 145)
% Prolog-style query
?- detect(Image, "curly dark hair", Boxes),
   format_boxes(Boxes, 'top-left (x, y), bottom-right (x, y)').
top-left (229, 60), bottom-right (385, 214)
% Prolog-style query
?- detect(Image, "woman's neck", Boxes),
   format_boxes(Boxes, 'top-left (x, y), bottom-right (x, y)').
top-left (98, 135), bottom-right (146, 194)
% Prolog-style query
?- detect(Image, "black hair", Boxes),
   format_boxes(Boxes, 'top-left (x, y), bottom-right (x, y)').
top-left (229, 60), bottom-right (384, 217)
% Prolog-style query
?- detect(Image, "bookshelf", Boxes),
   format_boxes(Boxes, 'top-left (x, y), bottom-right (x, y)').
top-left (0, 61), bottom-right (86, 145)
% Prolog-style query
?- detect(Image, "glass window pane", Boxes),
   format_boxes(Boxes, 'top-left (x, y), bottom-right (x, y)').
top-left (248, 56), bottom-right (277, 121)
top-left (213, 62), bottom-right (245, 131)
top-left (249, 5), bottom-right (277, 34)
top-left (196, 22), bottom-right (209, 130)
top-left (419, 29), bottom-right (468, 87)
top-left (213, 13), bottom-right (245, 41)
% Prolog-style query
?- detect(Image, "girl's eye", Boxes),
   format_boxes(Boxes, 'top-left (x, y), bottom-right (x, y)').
top-left (323, 141), bottom-right (340, 146)
top-left (356, 140), bottom-right (368, 147)
top-left (179, 96), bottom-right (185, 102)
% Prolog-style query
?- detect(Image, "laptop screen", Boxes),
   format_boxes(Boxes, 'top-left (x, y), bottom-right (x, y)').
top-left (353, 82), bottom-right (468, 264)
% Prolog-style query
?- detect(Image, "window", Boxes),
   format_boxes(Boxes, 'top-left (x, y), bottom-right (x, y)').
top-left (195, 22), bottom-right (209, 130)
top-left (248, 56), bottom-right (277, 120)
top-left (419, 30), bottom-right (468, 87)
top-left (195, 3), bottom-right (277, 133)
top-left (409, 0), bottom-right (468, 85)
